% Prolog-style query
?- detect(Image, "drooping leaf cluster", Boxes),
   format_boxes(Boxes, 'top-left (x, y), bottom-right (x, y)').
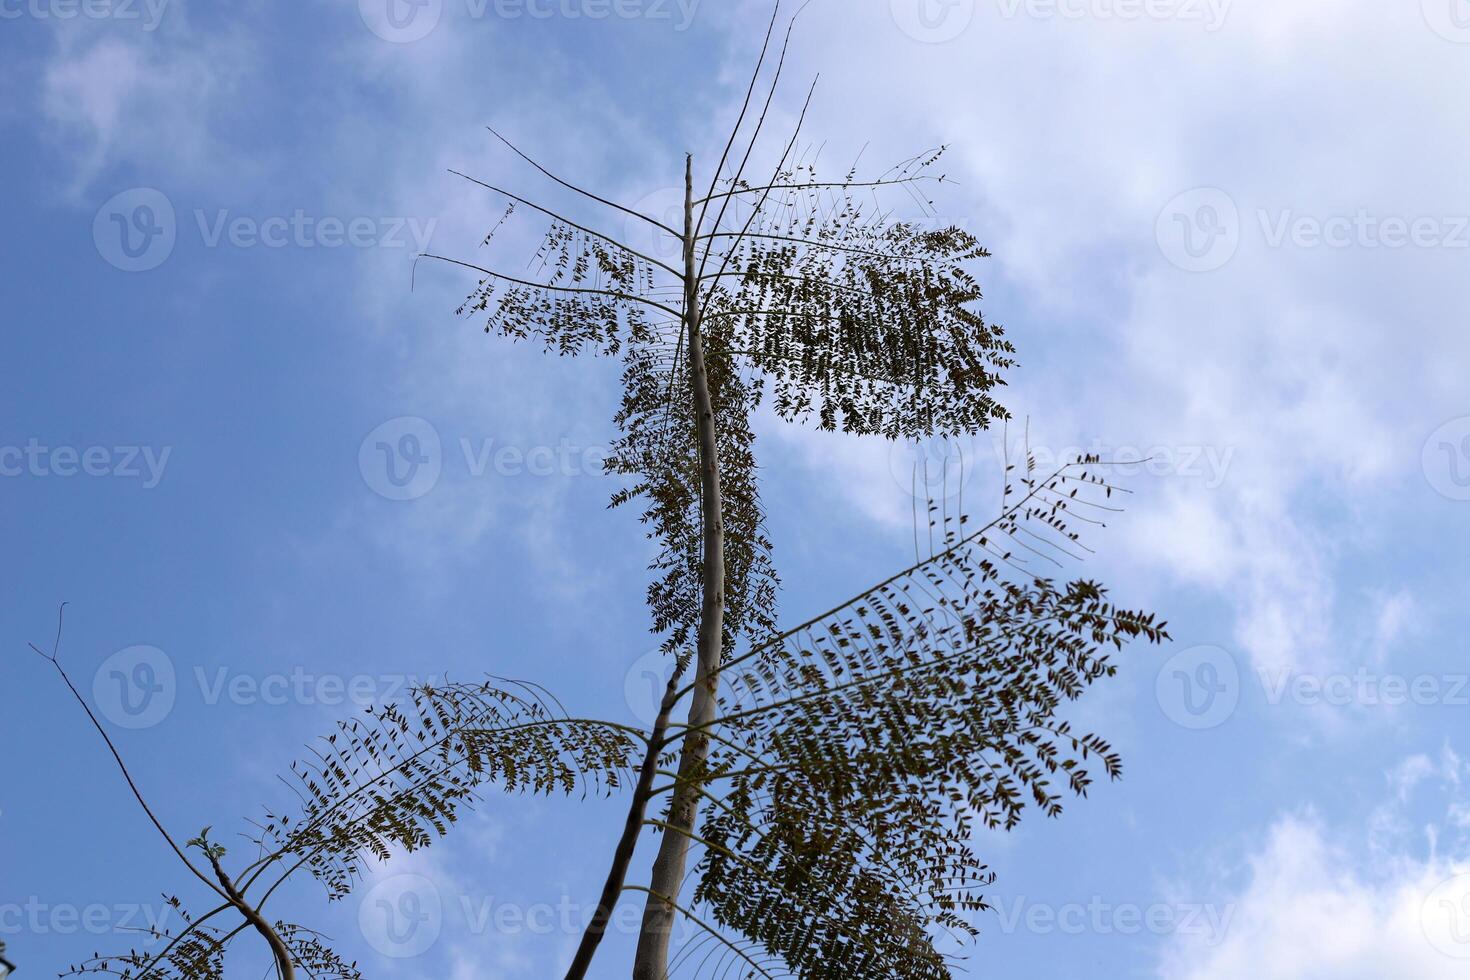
top-left (652, 460), bottom-right (1167, 979)
top-left (274, 924), bottom-right (362, 980)
top-left (254, 679), bottom-right (643, 900)
top-left (702, 158), bottom-right (1016, 439)
top-left (456, 216), bottom-right (660, 358)
top-left (427, 107), bottom-right (1167, 978)
top-left (62, 678), bottom-right (644, 980)
top-left (608, 330), bottom-right (780, 657)
top-left (451, 148), bottom-right (1014, 664)
top-left (63, 899), bottom-right (227, 980)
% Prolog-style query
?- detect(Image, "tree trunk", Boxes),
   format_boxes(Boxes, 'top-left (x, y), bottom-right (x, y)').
top-left (631, 153), bottom-right (727, 980)
top-left (209, 855), bottom-right (295, 980)
top-left (563, 669), bottom-right (686, 980)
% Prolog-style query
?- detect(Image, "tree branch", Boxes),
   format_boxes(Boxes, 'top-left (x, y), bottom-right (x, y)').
top-left (28, 605), bottom-right (230, 904)
top-left (417, 253), bottom-right (684, 318)
top-left (487, 126), bottom-right (681, 237)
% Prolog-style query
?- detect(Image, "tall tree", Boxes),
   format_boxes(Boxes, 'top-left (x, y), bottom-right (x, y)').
top-left (28, 6), bottom-right (1166, 978)
top-left (421, 3), bottom-right (1167, 977)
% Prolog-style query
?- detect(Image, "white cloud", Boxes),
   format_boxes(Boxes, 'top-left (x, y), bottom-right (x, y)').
top-left (38, 18), bottom-right (255, 196)
top-left (1159, 748), bottom-right (1470, 978)
top-left (748, 0), bottom-right (1470, 676)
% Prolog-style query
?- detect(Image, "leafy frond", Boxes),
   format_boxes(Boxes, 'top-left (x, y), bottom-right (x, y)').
top-left (699, 150), bottom-right (1015, 439)
top-left (277, 924), bottom-right (362, 980)
top-left (649, 458), bottom-right (1166, 979)
top-left (63, 897), bottom-right (231, 980)
top-left (452, 218), bottom-right (671, 355)
top-left (248, 679), bottom-right (645, 901)
top-left (608, 327), bottom-right (780, 657)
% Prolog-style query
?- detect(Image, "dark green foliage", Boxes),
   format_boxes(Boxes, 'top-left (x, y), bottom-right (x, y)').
top-left (451, 148), bottom-right (1013, 667)
top-left (432, 121), bottom-right (1167, 976)
top-left (694, 492), bottom-right (1162, 974)
top-left (704, 162), bottom-right (1016, 439)
top-left (639, 459), bottom-right (1167, 978)
top-left (60, 679), bottom-right (644, 979)
top-left (275, 925), bottom-right (361, 980)
top-left (254, 680), bottom-right (643, 901)
top-left (64, 898), bottom-right (226, 980)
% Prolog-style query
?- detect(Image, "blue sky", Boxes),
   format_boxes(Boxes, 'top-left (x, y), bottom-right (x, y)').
top-left (4, 1), bottom-right (1470, 977)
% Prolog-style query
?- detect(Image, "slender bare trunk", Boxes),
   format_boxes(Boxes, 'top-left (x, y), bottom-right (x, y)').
top-left (631, 153), bottom-right (726, 980)
top-left (563, 669), bottom-right (686, 980)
